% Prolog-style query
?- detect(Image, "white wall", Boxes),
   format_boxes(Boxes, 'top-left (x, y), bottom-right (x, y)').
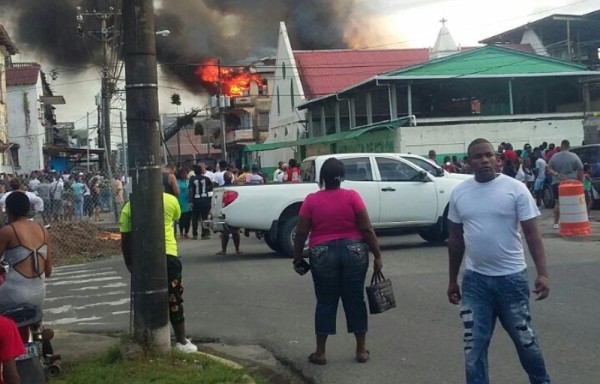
top-left (0, 48), bottom-right (10, 173)
top-left (7, 77), bottom-right (45, 174)
top-left (261, 22), bottom-right (307, 168)
top-left (397, 115), bottom-right (584, 156)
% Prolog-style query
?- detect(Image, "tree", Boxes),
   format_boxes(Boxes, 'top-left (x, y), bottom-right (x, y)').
top-left (194, 122), bottom-right (204, 136)
top-left (170, 93), bottom-right (181, 106)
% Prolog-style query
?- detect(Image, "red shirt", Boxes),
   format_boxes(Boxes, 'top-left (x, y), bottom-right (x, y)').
top-left (503, 150), bottom-right (519, 163)
top-left (286, 167), bottom-right (300, 183)
top-left (0, 316), bottom-right (25, 384)
top-left (299, 188), bottom-right (366, 247)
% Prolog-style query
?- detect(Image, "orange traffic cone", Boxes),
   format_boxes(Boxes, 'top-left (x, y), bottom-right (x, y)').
top-left (558, 180), bottom-right (592, 236)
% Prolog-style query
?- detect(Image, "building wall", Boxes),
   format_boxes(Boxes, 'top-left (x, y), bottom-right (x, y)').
top-left (0, 47), bottom-right (9, 172)
top-left (7, 78), bottom-right (45, 174)
top-left (261, 22), bottom-right (307, 168)
top-left (397, 116), bottom-right (584, 157)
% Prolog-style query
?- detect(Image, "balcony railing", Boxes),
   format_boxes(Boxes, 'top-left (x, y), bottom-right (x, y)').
top-left (225, 129), bottom-right (253, 144)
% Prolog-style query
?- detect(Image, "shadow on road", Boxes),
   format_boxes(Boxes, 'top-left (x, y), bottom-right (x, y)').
top-left (188, 252), bottom-right (286, 264)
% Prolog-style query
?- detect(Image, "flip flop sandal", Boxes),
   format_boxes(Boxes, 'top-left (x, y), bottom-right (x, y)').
top-left (356, 350), bottom-right (370, 363)
top-left (308, 353), bottom-right (327, 365)
top-left (215, 251), bottom-right (227, 255)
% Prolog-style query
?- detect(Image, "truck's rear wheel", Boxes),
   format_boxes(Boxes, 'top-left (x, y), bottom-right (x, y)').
top-left (279, 216), bottom-right (298, 257)
top-left (264, 232), bottom-right (283, 254)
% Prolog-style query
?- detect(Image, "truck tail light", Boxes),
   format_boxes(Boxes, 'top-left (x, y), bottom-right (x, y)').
top-left (222, 191), bottom-right (238, 207)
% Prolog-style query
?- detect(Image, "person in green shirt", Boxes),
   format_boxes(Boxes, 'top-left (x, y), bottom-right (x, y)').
top-left (583, 163), bottom-right (593, 217)
top-left (120, 192), bottom-right (198, 353)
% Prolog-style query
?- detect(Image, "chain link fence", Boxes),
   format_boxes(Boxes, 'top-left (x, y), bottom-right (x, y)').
top-left (2, 172), bottom-right (127, 266)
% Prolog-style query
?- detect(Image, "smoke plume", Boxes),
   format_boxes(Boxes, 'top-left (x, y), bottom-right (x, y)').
top-left (0, 0), bottom-right (363, 91)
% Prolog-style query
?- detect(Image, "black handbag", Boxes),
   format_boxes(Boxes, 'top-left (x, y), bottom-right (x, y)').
top-left (365, 270), bottom-right (396, 314)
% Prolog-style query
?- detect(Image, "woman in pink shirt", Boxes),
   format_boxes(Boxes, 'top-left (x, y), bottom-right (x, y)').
top-left (292, 158), bottom-right (383, 365)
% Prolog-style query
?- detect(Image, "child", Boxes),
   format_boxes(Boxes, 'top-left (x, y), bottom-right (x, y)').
top-left (583, 163), bottom-right (593, 217)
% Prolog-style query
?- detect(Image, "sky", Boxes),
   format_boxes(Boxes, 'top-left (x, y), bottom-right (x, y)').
top-left (6, 0), bottom-right (599, 131)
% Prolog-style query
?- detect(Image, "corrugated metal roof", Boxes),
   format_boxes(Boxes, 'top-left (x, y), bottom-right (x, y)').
top-left (381, 45), bottom-right (590, 79)
top-left (293, 49), bottom-right (430, 99)
top-left (292, 45), bottom-right (534, 100)
top-left (6, 64), bottom-right (41, 86)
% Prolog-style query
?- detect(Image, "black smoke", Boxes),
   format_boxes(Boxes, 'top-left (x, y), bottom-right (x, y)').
top-left (0, 0), bottom-right (359, 90)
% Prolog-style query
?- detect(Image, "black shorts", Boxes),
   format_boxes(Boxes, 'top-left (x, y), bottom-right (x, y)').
top-left (552, 184), bottom-right (559, 201)
top-left (167, 255), bottom-right (184, 324)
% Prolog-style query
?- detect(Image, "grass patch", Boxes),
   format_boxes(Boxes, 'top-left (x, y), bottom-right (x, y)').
top-left (52, 345), bottom-right (264, 384)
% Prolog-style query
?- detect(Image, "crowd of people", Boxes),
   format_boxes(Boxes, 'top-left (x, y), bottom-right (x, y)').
top-left (0, 170), bottom-right (126, 226)
top-left (429, 140), bottom-right (593, 221)
top-left (163, 158), bottom-right (303, 254)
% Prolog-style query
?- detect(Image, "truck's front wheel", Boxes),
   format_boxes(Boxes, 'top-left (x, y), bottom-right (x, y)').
top-left (419, 215), bottom-right (448, 243)
top-left (279, 216), bottom-right (298, 257)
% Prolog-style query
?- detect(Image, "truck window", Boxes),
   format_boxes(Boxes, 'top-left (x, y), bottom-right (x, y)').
top-left (402, 156), bottom-right (442, 176)
top-left (376, 157), bottom-right (420, 182)
top-left (300, 160), bottom-right (316, 182)
top-left (340, 157), bottom-right (373, 181)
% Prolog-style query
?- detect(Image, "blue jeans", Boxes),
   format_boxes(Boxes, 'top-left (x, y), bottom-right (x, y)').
top-left (309, 239), bottom-right (369, 335)
top-left (73, 195), bottom-right (84, 220)
top-left (460, 269), bottom-right (550, 384)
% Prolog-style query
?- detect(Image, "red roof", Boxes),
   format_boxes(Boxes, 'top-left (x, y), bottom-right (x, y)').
top-left (6, 64), bottom-right (41, 86)
top-left (292, 44), bottom-right (534, 100)
top-left (293, 49), bottom-right (429, 99)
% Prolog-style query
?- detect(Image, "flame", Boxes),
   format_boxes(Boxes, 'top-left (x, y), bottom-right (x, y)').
top-left (195, 58), bottom-right (264, 96)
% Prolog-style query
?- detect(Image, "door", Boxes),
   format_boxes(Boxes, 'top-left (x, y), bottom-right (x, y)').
top-left (375, 156), bottom-right (438, 224)
top-left (338, 157), bottom-right (380, 223)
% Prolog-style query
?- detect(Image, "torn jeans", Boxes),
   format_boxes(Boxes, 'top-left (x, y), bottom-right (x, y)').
top-left (460, 269), bottom-right (550, 384)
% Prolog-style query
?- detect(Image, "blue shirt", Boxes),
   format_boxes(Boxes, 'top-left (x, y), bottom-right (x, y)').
top-left (71, 182), bottom-right (85, 197)
top-left (176, 179), bottom-right (190, 212)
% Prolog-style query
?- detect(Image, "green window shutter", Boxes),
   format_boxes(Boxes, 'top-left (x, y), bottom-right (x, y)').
top-left (277, 86), bottom-right (281, 115)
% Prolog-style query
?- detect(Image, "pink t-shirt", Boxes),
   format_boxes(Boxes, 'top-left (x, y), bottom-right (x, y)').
top-left (299, 188), bottom-right (366, 247)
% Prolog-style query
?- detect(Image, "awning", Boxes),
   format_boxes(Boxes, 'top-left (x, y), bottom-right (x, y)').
top-left (244, 141), bottom-right (296, 152)
top-left (244, 117), bottom-right (411, 152)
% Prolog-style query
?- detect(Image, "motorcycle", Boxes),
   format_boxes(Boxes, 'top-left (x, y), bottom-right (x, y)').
top-left (2, 304), bottom-right (61, 382)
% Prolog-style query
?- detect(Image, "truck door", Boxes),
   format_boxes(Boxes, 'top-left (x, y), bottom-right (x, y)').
top-left (374, 156), bottom-right (438, 224)
top-left (339, 157), bottom-right (380, 223)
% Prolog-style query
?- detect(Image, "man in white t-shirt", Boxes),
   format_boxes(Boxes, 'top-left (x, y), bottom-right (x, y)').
top-left (532, 148), bottom-right (547, 207)
top-left (273, 161), bottom-right (284, 182)
top-left (447, 138), bottom-right (550, 384)
top-left (212, 160), bottom-right (228, 187)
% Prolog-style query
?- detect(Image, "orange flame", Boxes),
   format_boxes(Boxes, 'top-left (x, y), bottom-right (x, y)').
top-left (195, 59), bottom-right (264, 96)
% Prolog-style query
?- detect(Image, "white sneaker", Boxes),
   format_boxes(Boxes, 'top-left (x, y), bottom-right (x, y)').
top-left (175, 338), bottom-right (198, 353)
top-left (553, 224), bottom-right (559, 229)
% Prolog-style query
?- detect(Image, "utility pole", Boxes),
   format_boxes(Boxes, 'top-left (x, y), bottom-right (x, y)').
top-left (218, 60), bottom-right (227, 161)
top-left (120, 111), bottom-right (128, 181)
top-left (86, 112), bottom-right (90, 173)
top-left (76, 6), bottom-right (120, 173)
top-left (122, 0), bottom-right (170, 352)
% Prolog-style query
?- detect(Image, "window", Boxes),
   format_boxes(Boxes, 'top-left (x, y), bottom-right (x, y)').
top-left (376, 157), bottom-right (420, 181)
top-left (340, 157), bottom-right (373, 181)
top-left (10, 146), bottom-right (19, 168)
top-left (300, 160), bottom-right (315, 182)
top-left (290, 79), bottom-right (294, 108)
top-left (401, 156), bottom-right (442, 177)
top-left (276, 86), bottom-right (281, 115)
top-left (282, 62), bottom-right (286, 79)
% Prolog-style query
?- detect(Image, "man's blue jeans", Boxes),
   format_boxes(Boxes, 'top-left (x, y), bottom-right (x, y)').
top-left (460, 269), bottom-right (550, 384)
top-left (309, 239), bottom-right (369, 335)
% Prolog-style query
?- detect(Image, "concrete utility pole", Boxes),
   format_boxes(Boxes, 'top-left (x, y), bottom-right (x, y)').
top-left (122, 0), bottom-right (170, 352)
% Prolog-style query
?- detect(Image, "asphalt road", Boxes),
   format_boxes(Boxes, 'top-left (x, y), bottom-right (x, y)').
top-left (45, 212), bottom-right (600, 384)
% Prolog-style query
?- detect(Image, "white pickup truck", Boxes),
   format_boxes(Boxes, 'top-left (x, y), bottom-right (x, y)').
top-left (208, 153), bottom-right (470, 256)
